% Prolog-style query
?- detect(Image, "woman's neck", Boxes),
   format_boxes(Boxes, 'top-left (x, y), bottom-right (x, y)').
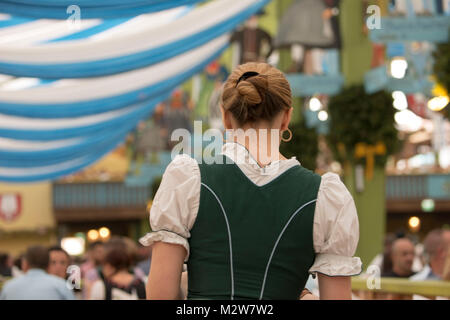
top-left (229, 127), bottom-right (284, 167)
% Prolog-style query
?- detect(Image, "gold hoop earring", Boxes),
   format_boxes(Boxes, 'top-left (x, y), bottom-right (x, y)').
top-left (281, 128), bottom-right (292, 142)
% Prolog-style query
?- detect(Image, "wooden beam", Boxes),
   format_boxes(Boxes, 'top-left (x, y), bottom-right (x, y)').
top-left (386, 200), bottom-right (450, 213)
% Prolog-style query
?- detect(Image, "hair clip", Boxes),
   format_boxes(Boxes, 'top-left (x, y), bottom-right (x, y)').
top-left (236, 71), bottom-right (259, 87)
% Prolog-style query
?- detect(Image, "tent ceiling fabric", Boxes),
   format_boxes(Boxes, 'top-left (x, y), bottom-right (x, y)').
top-left (0, 35), bottom-right (230, 124)
top-left (0, 7), bottom-right (190, 45)
top-left (0, 0), bottom-right (271, 182)
top-left (0, 0), bottom-right (206, 19)
top-left (0, 0), bottom-right (266, 78)
top-left (2, 0), bottom-right (195, 7)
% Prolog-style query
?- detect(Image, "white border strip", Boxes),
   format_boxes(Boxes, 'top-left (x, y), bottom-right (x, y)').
top-left (259, 199), bottom-right (317, 300)
top-left (201, 182), bottom-right (235, 300)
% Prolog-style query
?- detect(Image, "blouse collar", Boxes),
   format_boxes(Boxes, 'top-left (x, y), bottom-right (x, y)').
top-left (220, 142), bottom-right (300, 175)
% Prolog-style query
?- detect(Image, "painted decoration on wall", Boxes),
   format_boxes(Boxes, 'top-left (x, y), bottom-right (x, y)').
top-left (273, 0), bottom-right (343, 96)
top-left (364, 41), bottom-right (436, 95)
top-left (364, 65), bottom-right (389, 94)
top-left (0, 193), bottom-right (21, 223)
top-left (195, 61), bottom-right (229, 129)
top-left (287, 73), bottom-right (344, 96)
top-left (274, 0), bottom-right (341, 51)
top-left (371, 0), bottom-right (450, 43)
top-left (230, 11), bottom-right (273, 65)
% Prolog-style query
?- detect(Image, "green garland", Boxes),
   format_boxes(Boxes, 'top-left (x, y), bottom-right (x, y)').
top-left (327, 86), bottom-right (400, 167)
top-left (280, 118), bottom-right (319, 171)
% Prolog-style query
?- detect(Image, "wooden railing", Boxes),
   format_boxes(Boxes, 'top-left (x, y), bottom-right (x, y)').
top-left (386, 174), bottom-right (450, 200)
top-left (52, 174), bottom-right (449, 210)
top-left (53, 182), bottom-right (150, 209)
top-left (352, 277), bottom-right (450, 300)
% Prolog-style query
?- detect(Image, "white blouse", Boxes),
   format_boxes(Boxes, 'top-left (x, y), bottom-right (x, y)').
top-left (140, 142), bottom-right (362, 277)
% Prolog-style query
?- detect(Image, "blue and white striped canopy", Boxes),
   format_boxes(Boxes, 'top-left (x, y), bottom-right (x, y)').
top-left (0, 0), bottom-right (271, 182)
top-left (0, 0), bottom-right (206, 19)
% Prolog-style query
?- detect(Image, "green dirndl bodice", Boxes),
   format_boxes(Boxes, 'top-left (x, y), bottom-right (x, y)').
top-left (187, 155), bottom-right (321, 300)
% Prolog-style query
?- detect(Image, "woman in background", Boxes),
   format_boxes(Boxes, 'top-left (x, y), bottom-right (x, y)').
top-left (89, 239), bottom-right (145, 300)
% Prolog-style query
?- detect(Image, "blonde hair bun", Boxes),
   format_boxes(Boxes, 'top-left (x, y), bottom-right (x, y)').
top-left (222, 62), bottom-right (292, 125)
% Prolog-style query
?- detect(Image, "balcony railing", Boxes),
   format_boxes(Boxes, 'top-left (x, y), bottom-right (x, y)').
top-left (386, 174), bottom-right (450, 200)
top-left (53, 182), bottom-right (150, 209)
top-left (52, 174), bottom-right (450, 210)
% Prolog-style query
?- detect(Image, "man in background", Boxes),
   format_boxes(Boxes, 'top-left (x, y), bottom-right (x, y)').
top-left (0, 245), bottom-right (74, 300)
top-left (382, 238), bottom-right (416, 278)
top-left (411, 229), bottom-right (450, 281)
top-left (0, 253), bottom-right (12, 278)
top-left (47, 246), bottom-right (71, 280)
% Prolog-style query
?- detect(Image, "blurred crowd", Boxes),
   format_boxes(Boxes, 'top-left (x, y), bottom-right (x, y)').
top-left (0, 236), bottom-right (152, 300)
top-left (0, 227), bottom-right (449, 300)
top-left (304, 227), bottom-right (450, 300)
top-left (370, 228), bottom-right (450, 282)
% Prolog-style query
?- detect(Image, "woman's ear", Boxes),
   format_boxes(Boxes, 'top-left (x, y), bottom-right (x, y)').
top-left (280, 107), bottom-right (293, 131)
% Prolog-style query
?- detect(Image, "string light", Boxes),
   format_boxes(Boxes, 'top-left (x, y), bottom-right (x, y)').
top-left (390, 58), bottom-right (408, 79)
top-left (421, 199), bottom-right (435, 212)
top-left (427, 96), bottom-right (449, 111)
top-left (309, 97), bottom-right (322, 112)
top-left (408, 216), bottom-right (421, 232)
top-left (395, 110), bottom-right (423, 132)
top-left (392, 91), bottom-right (408, 111)
top-left (61, 237), bottom-right (85, 256)
top-left (87, 229), bottom-right (99, 241)
top-left (99, 227), bottom-right (111, 239)
top-left (318, 110), bottom-right (328, 121)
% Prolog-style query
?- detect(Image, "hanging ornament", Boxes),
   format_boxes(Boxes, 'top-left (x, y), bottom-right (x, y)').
top-left (354, 142), bottom-right (387, 180)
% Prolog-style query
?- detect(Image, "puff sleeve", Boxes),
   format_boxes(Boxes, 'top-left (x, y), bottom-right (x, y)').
top-left (139, 154), bottom-right (200, 262)
top-left (309, 173), bottom-right (363, 276)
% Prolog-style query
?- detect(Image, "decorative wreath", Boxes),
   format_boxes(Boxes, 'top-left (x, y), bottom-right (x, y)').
top-left (326, 86), bottom-right (401, 179)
